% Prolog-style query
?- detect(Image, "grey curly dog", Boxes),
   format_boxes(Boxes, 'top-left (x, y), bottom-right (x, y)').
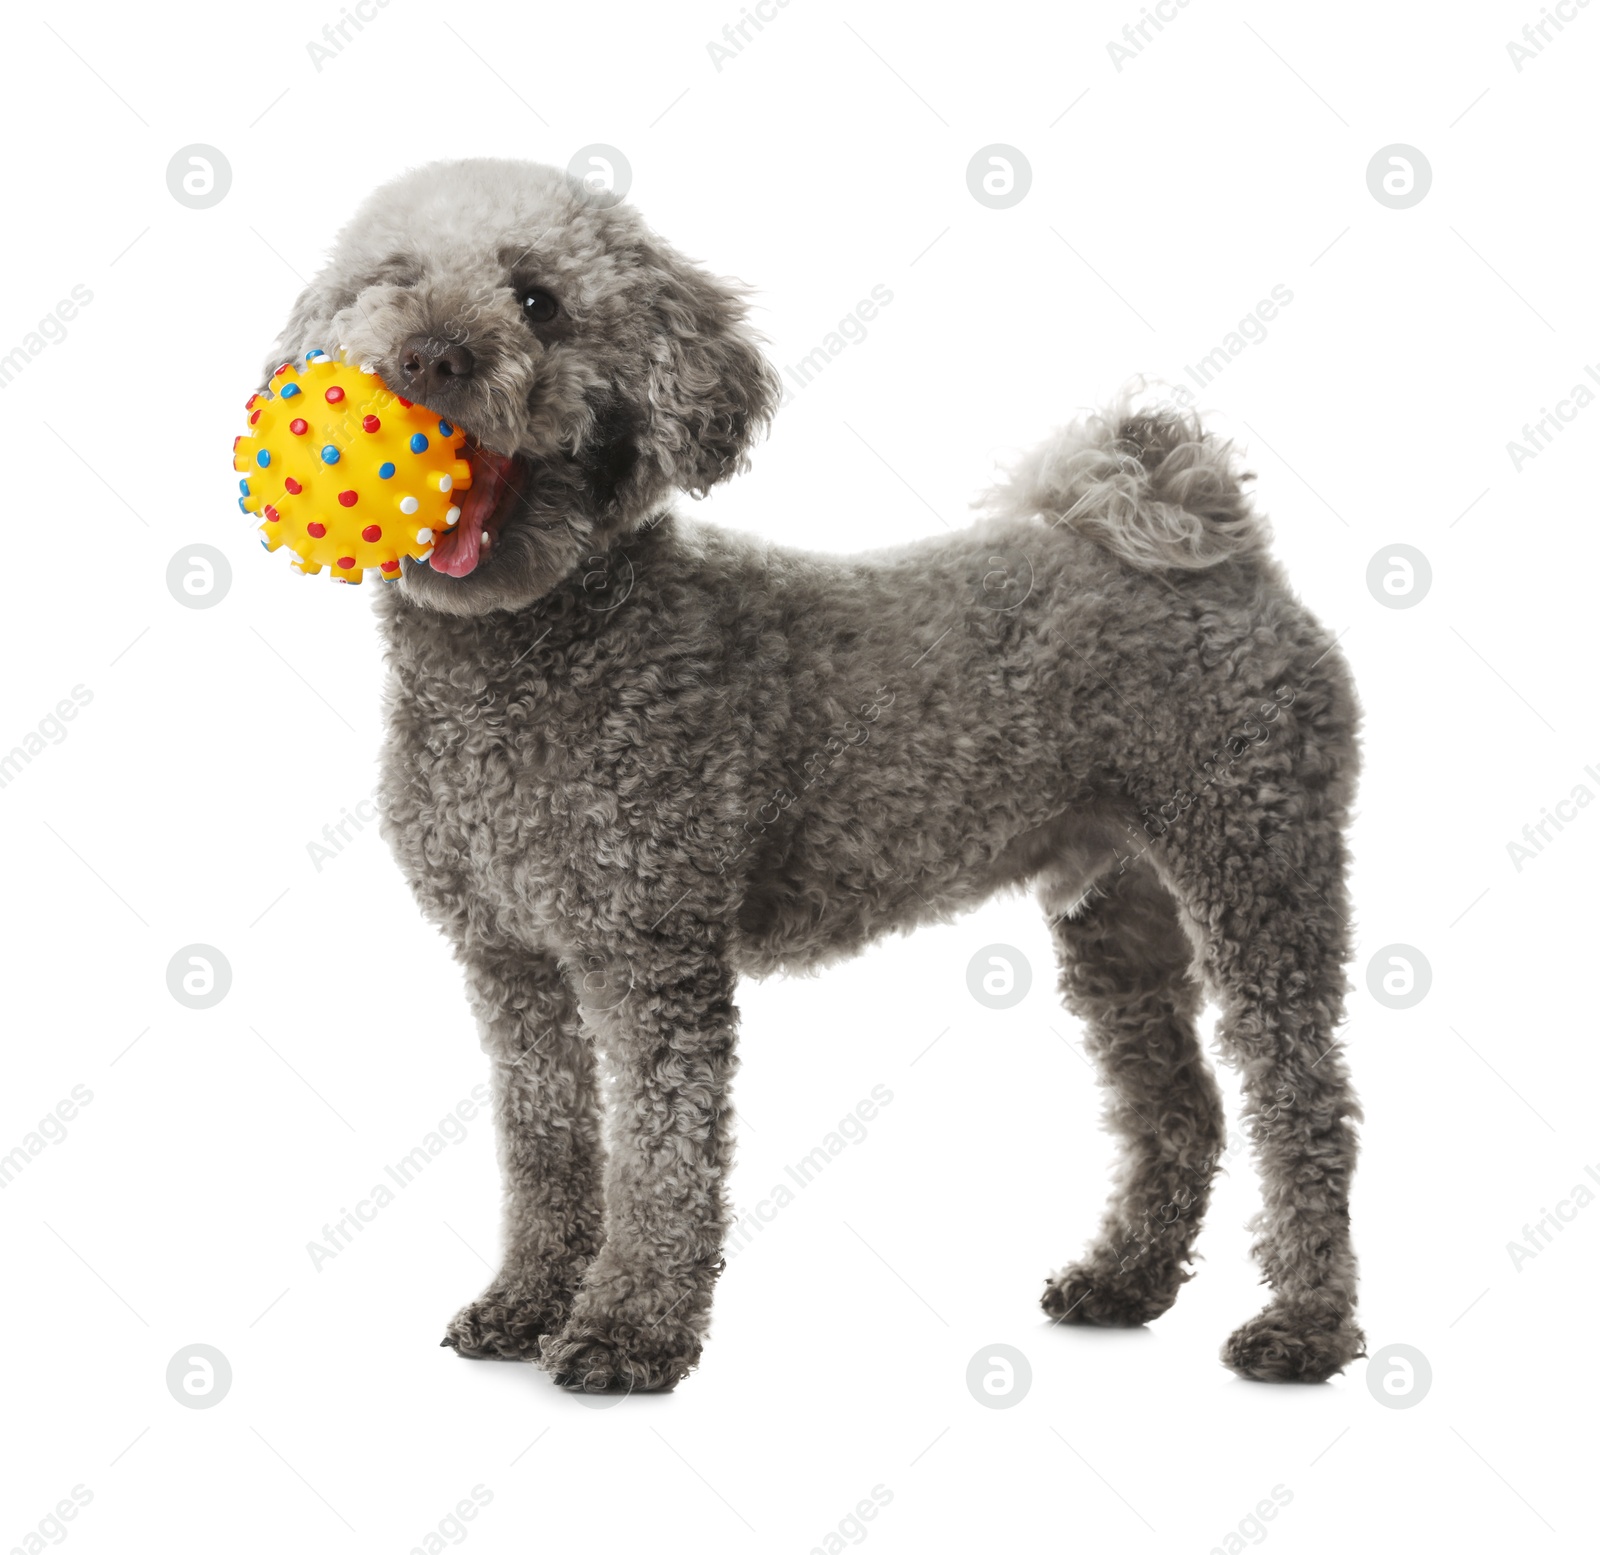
top-left (261, 158), bottom-right (1363, 1392)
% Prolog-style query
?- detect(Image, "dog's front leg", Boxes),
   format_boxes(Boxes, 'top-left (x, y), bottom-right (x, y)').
top-left (442, 946), bottom-right (605, 1361)
top-left (541, 937), bottom-right (738, 1394)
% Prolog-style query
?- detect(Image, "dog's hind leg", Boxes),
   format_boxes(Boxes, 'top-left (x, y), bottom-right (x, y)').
top-left (1042, 858), bottom-right (1226, 1327)
top-left (442, 946), bottom-right (605, 1360)
top-left (1158, 788), bottom-right (1365, 1383)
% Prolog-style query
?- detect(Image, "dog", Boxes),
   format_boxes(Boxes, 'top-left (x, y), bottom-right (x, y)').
top-left (261, 157), bottom-right (1364, 1392)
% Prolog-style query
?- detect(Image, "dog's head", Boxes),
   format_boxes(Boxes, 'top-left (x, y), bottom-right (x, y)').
top-left (262, 158), bottom-right (781, 616)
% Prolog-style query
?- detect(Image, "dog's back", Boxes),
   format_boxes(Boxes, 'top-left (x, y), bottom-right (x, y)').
top-left (696, 404), bottom-right (1352, 977)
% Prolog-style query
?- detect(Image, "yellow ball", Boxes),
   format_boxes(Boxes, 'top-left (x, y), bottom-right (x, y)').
top-left (233, 353), bottom-right (471, 583)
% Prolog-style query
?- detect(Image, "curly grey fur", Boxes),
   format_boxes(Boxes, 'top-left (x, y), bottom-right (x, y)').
top-left (984, 395), bottom-right (1268, 570)
top-left (266, 158), bottom-right (1364, 1391)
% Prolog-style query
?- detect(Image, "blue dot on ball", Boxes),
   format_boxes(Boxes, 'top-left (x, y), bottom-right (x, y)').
top-left (321, 445), bottom-right (341, 464)
top-left (239, 478), bottom-right (250, 494)
top-left (409, 432), bottom-right (428, 453)
top-left (256, 449), bottom-right (270, 467)
top-left (239, 497), bottom-right (250, 513)
top-left (378, 462), bottom-right (396, 479)
top-left (438, 419), bottom-right (452, 436)
top-left (280, 383), bottom-right (301, 399)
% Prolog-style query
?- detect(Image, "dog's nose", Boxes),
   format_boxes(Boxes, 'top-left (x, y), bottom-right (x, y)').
top-left (398, 336), bottom-right (476, 391)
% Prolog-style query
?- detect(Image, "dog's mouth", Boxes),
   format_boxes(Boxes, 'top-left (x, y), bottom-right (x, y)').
top-left (427, 437), bottom-right (530, 578)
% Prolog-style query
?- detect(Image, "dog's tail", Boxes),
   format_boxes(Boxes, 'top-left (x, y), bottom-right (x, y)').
top-left (983, 395), bottom-right (1267, 571)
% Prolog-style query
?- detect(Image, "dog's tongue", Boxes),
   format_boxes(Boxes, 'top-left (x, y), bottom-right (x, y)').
top-left (430, 447), bottom-right (515, 577)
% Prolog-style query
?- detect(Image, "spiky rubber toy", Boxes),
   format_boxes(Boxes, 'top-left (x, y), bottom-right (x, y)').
top-left (233, 350), bottom-right (470, 583)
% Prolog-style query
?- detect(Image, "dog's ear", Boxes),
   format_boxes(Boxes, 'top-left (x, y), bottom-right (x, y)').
top-left (639, 244), bottom-right (782, 498)
top-left (260, 274), bottom-right (352, 385)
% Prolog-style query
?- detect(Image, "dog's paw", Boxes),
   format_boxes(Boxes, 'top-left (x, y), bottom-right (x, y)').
top-left (1221, 1301), bottom-right (1366, 1383)
top-left (539, 1307), bottom-right (701, 1394)
top-left (442, 1280), bottom-right (575, 1362)
top-left (1041, 1258), bottom-right (1185, 1326)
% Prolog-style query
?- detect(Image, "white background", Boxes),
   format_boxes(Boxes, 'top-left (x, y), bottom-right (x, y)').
top-left (2, 1), bottom-right (1595, 1551)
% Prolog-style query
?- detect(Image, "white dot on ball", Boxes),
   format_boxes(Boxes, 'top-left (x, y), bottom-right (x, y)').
top-left (399, 496), bottom-right (419, 514)
top-left (438, 474), bottom-right (453, 493)
top-left (445, 506), bottom-right (461, 525)
top-left (416, 528), bottom-right (433, 543)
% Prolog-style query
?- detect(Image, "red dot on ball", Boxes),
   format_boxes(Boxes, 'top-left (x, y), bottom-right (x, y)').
top-left (396, 396), bottom-right (414, 408)
top-left (381, 559), bottom-right (399, 571)
top-left (284, 477), bottom-right (303, 494)
top-left (338, 490), bottom-right (358, 507)
top-left (362, 415), bottom-right (380, 433)
top-left (249, 410), bottom-right (260, 425)
top-left (337, 556), bottom-right (356, 569)
top-left (289, 417), bottom-right (308, 436)
top-left (361, 524), bottom-right (381, 542)
top-left (325, 386), bottom-right (345, 404)
top-left (307, 521), bottom-right (326, 538)
top-left (263, 504), bottom-right (279, 521)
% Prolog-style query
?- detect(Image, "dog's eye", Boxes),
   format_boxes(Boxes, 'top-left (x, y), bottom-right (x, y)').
top-left (519, 287), bottom-right (558, 324)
